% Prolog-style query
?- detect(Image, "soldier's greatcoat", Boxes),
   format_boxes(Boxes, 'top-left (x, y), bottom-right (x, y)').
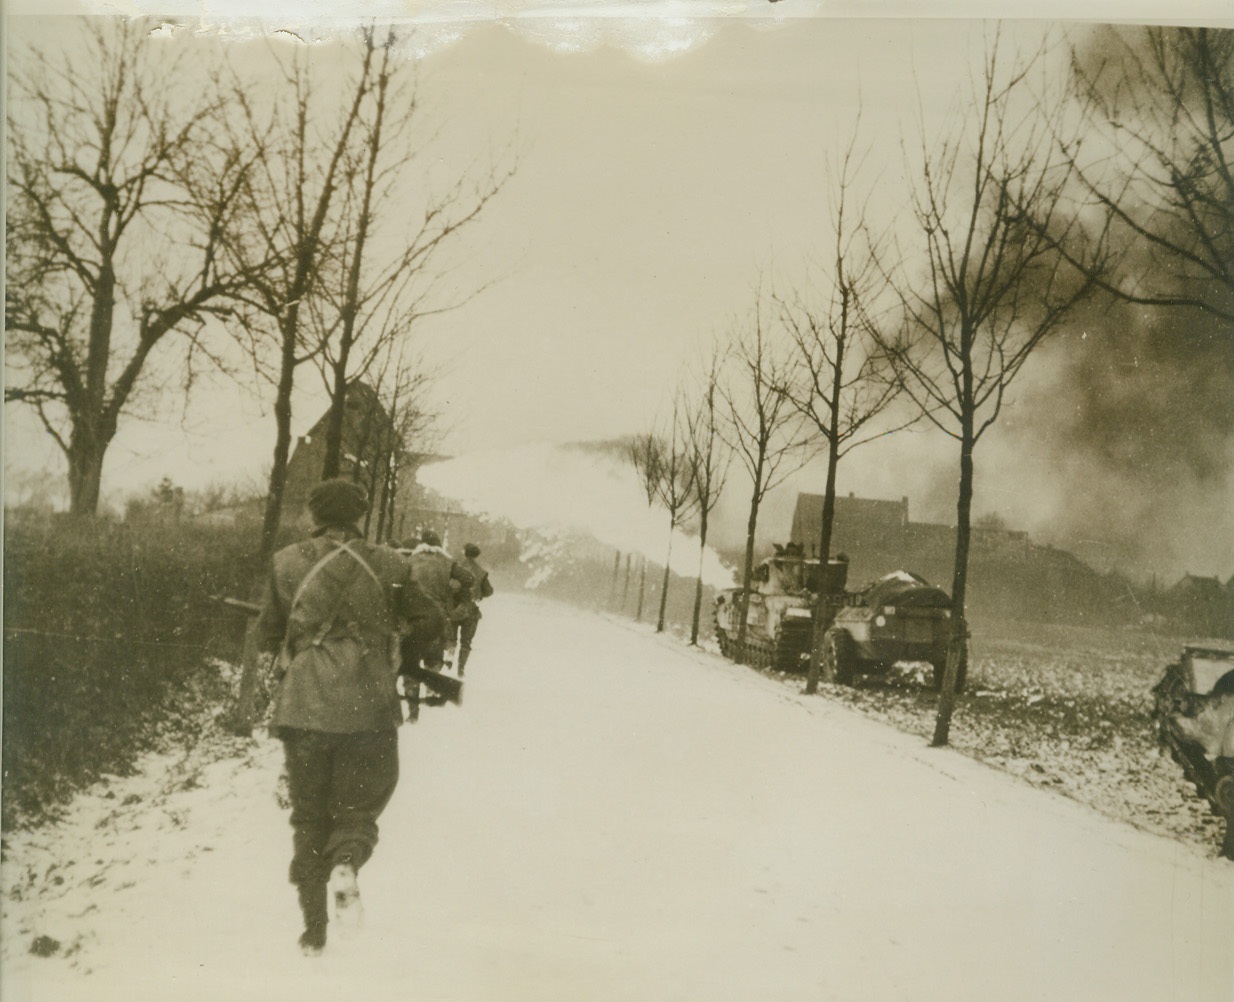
top-left (258, 526), bottom-right (443, 734)
top-left (405, 543), bottom-right (475, 616)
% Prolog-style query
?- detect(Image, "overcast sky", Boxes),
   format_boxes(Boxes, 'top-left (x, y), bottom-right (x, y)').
top-left (2, 13), bottom-right (1051, 468)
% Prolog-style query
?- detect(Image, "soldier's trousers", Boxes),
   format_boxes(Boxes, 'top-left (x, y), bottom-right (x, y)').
top-left (456, 611), bottom-right (480, 672)
top-left (457, 612), bottom-right (479, 654)
top-left (280, 728), bottom-right (399, 889)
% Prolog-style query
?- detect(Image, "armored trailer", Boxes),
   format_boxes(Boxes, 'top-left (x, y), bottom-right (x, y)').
top-left (819, 571), bottom-right (957, 689)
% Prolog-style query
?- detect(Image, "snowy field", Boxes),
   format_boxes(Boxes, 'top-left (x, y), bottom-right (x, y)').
top-left (3, 593), bottom-right (1232, 1002)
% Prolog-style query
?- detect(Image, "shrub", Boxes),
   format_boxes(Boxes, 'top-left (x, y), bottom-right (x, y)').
top-left (2, 512), bottom-right (266, 828)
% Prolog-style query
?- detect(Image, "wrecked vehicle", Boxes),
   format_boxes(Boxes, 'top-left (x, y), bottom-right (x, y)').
top-left (820, 571), bottom-right (958, 690)
top-left (712, 544), bottom-right (849, 672)
top-left (1152, 644), bottom-right (1234, 859)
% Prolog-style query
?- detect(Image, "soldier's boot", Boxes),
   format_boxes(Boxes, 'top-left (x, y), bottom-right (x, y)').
top-left (329, 860), bottom-right (363, 929)
top-left (296, 881), bottom-right (328, 956)
top-left (457, 647), bottom-right (470, 677)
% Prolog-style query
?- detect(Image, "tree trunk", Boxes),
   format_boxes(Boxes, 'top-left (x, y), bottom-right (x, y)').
top-left (622, 554), bottom-right (632, 610)
top-left (361, 455), bottom-right (381, 539)
top-left (320, 370), bottom-right (349, 480)
top-left (636, 556), bottom-right (647, 622)
top-left (656, 526), bottom-right (674, 633)
top-left (321, 60), bottom-right (384, 480)
top-left (736, 494), bottom-right (760, 663)
top-left (610, 551), bottom-right (621, 608)
top-left (260, 391), bottom-right (294, 568)
top-left (385, 461), bottom-right (400, 542)
top-left (805, 441), bottom-right (840, 694)
top-left (805, 326), bottom-right (846, 693)
top-left (66, 432), bottom-right (108, 516)
top-left (375, 448), bottom-right (393, 541)
top-left (932, 424), bottom-right (975, 747)
top-left (232, 331), bottom-right (298, 737)
top-left (690, 511), bottom-right (710, 646)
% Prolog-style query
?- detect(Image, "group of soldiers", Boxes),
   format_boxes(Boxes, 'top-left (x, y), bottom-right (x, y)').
top-left (394, 527), bottom-right (493, 688)
top-left (253, 478), bottom-right (493, 956)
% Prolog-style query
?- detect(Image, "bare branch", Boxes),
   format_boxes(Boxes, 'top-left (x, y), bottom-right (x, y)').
top-left (1044, 26), bottom-right (1234, 322)
top-left (877, 28), bottom-right (1098, 744)
top-left (5, 18), bottom-right (249, 513)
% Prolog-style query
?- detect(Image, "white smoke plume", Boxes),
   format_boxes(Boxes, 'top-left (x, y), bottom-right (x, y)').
top-left (418, 443), bottom-right (736, 589)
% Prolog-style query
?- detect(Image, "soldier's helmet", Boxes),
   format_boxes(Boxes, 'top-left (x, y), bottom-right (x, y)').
top-left (308, 478), bottom-right (367, 526)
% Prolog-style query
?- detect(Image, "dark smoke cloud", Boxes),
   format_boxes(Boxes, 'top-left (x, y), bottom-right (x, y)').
top-left (1010, 23), bottom-right (1234, 579)
top-left (701, 299), bottom-right (1233, 585)
top-left (695, 25), bottom-right (1234, 585)
top-left (1069, 23), bottom-right (1234, 112)
top-left (998, 297), bottom-right (1234, 581)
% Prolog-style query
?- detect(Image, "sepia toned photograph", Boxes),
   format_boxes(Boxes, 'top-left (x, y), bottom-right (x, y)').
top-left (3, 1), bottom-right (1232, 1000)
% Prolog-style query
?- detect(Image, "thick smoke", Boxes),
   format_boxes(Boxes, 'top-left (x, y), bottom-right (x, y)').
top-left (994, 23), bottom-right (1234, 581)
top-left (702, 301), bottom-right (1232, 584)
top-left (417, 442), bottom-right (736, 589)
top-left (996, 299), bottom-right (1234, 580)
top-left (827, 299), bottom-right (1234, 582)
top-left (847, 25), bottom-right (1234, 583)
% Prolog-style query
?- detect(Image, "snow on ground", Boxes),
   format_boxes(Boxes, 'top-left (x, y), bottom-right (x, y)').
top-left (3, 593), bottom-right (1232, 1002)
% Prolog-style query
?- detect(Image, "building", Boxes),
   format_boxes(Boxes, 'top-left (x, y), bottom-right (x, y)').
top-left (788, 491), bottom-right (1123, 626)
top-left (283, 382), bottom-right (399, 529)
top-left (1164, 573), bottom-right (1233, 638)
top-left (790, 493), bottom-right (908, 550)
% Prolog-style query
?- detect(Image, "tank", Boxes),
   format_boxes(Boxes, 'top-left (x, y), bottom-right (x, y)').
top-left (820, 571), bottom-right (957, 689)
top-left (713, 544), bottom-right (849, 672)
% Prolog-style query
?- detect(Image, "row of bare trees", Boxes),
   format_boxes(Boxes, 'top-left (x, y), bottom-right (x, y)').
top-left (6, 21), bottom-right (513, 737)
top-left (5, 19), bottom-right (511, 569)
top-left (627, 24), bottom-right (1233, 746)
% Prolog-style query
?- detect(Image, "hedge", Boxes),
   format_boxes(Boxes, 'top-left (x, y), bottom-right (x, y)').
top-left (2, 512), bottom-right (267, 829)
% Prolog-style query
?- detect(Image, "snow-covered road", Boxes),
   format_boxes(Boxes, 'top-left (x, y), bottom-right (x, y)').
top-left (4, 593), bottom-right (1232, 1002)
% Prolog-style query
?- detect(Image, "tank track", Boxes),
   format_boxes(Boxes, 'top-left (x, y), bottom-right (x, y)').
top-left (773, 618), bottom-right (813, 673)
top-left (713, 599), bottom-right (813, 674)
top-left (739, 619), bottom-right (812, 673)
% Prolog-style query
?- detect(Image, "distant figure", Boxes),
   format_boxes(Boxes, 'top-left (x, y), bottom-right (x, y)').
top-left (454, 543), bottom-right (495, 676)
top-left (256, 478), bottom-right (442, 956)
top-left (400, 529), bottom-right (474, 675)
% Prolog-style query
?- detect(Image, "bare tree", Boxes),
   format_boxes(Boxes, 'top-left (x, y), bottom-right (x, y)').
top-left (627, 432), bottom-right (665, 622)
top-left (219, 32), bottom-right (392, 737)
top-left (776, 128), bottom-right (909, 693)
top-left (312, 27), bottom-right (513, 481)
top-left (886, 32), bottom-right (1095, 746)
top-left (652, 402), bottom-right (699, 634)
top-left (1051, 26), bottom-right (1234, 322)
top-left (5, 20), bottom-right (251, 514)
top-left (221, 32), bottom-right (379, 567)
top-left (719, 297), bottom-right (805, 662)
top-left (684, 342), bottom-right (732, 645)
top-left (359, 345), bottom-right (441, 541)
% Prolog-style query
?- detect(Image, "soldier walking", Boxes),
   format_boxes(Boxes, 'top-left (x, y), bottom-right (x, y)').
top-left (454, 542), bottom-right (494, 676)
top-left (401, 529), bottom-right (474, 674)
top-left (256, 479), bottom-right (443, 956)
